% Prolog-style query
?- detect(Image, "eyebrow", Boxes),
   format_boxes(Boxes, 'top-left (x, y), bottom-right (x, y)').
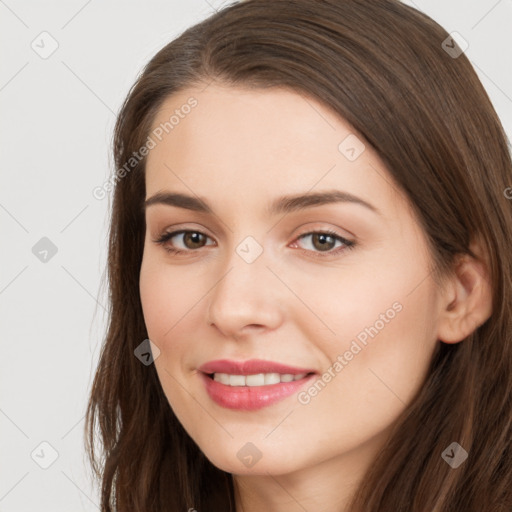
top-left (143, 189), bottom-right (380, 216)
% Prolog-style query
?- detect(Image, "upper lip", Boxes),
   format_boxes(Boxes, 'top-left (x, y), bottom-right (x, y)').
top-left (198, 359), bottom-right (317, 376)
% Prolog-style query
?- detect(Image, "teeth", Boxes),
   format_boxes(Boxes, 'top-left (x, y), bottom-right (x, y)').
top-left (264, 373), bottom-right (280, 385)
top-left (246, 373), bottom-right (266, 386)
top-left (229, 374), bottom-right (245, 386)
top-left (212, 372), bottom-right (308, 386)
top-left (214, 373), bottom-right (230, 385)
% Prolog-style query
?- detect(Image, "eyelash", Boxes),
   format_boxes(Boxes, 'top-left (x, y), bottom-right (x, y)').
top-left (152, 228), bottom-right (356, 259)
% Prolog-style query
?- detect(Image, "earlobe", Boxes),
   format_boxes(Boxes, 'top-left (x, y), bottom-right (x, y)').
top-left (437, 241), bottom-right (493, 344)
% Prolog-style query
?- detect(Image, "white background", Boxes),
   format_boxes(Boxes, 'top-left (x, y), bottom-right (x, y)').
top-left (1, 0), bottom-right (511, 510)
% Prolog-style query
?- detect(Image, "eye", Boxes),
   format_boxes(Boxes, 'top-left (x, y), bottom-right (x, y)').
top-left (152, 230), bottom-right (215, 255)
top-left (291, 229), bottom-right (356, 258)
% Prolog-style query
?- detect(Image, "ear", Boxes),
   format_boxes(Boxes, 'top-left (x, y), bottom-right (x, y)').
top-left (436, 238), bottom-right (493, 344)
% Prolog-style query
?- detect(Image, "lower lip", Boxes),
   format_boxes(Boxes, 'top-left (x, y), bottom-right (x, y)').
top-left (199, 372), bottom-right (316, 410)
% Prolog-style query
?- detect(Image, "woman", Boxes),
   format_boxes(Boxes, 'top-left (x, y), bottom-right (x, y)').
top-left (85, 0), bottom-right (512, 510)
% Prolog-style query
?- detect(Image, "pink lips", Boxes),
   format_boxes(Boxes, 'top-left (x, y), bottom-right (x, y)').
top-left (198, 359), bottom-right (316, 411)
top-left (198, 358), bottom-right (315, 376)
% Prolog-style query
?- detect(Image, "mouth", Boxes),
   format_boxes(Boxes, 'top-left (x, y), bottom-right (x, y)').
top-left (198, 358), bottom-right (317, 377)
top-left (204, 371), bottom-right (315, 386)
top-left (197, 359), bottom-right (318, 410)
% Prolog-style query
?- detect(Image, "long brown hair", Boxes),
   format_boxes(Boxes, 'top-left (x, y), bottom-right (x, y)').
top-left (85, 0), bottom-right (512, 510)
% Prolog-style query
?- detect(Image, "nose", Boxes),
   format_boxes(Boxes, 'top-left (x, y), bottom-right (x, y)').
top-left (206, 243), bottom-right (285, 339)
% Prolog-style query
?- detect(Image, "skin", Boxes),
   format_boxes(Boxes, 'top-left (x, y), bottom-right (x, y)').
top-left (139, 82), bottom-right (492, 512)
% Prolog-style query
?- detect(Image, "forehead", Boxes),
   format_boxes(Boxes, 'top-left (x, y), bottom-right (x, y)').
top-left (144, 83), bottom-right (406, 219)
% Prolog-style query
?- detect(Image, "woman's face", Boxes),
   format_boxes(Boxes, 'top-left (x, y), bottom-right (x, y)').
top-left (139, 83), bottom-right (444, 480)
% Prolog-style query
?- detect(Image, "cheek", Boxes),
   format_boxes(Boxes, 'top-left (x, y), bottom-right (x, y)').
top-left (139, 258), bottom-right (202, 418)
top-left (318, 276), bottom-right (439, 424)
top-left (139, 256), bottom-right (201, 344)
top-left (303, 258), bottom-right (439, 427)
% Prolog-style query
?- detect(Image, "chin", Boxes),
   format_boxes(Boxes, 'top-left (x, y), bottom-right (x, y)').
top-left (200, 444), bottom-right (305, 477)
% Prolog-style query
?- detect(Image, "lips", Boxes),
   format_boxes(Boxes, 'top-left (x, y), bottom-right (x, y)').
top-left (197, 358), bottom-right (317, 410)
top-left (198, 358), bottom-right (316, 375)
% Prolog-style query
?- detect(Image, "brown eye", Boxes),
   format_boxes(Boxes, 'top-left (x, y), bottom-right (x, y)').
top-left (153, 230), bottom-right (215, 254)
top-left (181, 231), bottom-right (208, 249)
top-left (310, 233), bottom-right (337, 251)
top-left (297, 232), bottom-right (341, 252)
top-left (293, 230), bottom-right (356, 259)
